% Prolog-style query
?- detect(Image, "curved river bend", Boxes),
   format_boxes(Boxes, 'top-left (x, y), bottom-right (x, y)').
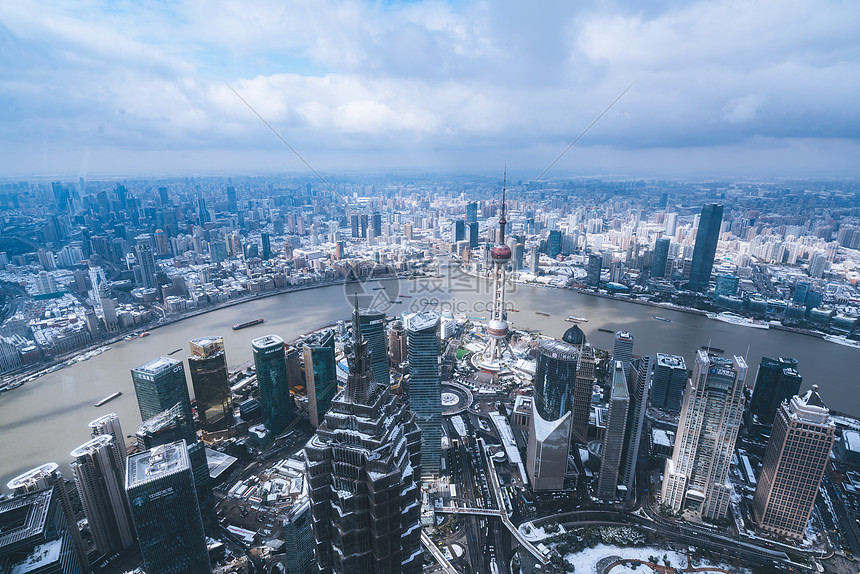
top-left (1, 272), bottom-right (855, 489)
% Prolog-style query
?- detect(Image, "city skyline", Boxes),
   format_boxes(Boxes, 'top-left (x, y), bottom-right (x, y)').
top-left (1, 1), bottom-right (859, 178)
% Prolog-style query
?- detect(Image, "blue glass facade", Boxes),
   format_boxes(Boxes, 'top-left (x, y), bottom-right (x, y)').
top-left (252, 334), bottom-right (293, 435)
top-left (359, 310), bottom-right (389, 388)
top-left (404, 311), bottom-right (441, 477)
top-left (688, 203), bottom-right (723, 292)
top-left (303, 330), bottom-right (337, 428)
top-left (126, 441), bottom-right (210, 574)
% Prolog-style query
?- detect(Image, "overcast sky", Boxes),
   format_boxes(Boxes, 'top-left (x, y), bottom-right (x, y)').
top-left (1, 1), bottom-right (859, 179)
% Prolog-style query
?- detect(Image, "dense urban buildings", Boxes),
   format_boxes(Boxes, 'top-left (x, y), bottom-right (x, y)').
top-left (3, 172), bottom-right (860, 571)
top-left (403, 310), bottom-right (442, 477)
top-left (662, 351), bottom-right (747, 519)
top-left (252, 334), bottom-right (293, 435)
top-left (126, 441), bottom-right (211, 574)
top-left (304, 306), bottom-right (423, 573)
top-left (188, 336), bottom-right (233, 432)
top-left (752, 386), bottom-right (835, 540)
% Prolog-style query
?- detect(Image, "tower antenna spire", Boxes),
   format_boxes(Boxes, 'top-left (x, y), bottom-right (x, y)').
top-left (499, 167), bottom-right (507, 244)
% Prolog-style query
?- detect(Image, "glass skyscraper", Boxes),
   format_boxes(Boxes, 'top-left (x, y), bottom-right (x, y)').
top-left (403, 310), bottom-right (442, 477)
top-left (749, 356), bottom-right (802, 425)
top-left (533, 339), bottom-right (579, 421)
top-left (651, 237), bottom-right (670, 279)
top-left (303, 329), bottom-right (337, 428)
top-left (252, 334), bottom-right (293, 435)
top-left (126, 441), bottom-right (211, 574)
top-left (131, 356), bottom-right (194, 428)
top-left (688, 203), bottom-right (723, 292)
top-left (650, 354), bottom-right (687, 412)
top-left (188, 336), bottom-right (233, 432)
top-left (359, 309), bottom-right (389, 388)
top-left (527, 339), bottom-right (579, 491)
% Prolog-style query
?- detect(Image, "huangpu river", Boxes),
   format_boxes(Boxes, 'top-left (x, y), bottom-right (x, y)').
top-left (1, 269), bottom-right (856, 489)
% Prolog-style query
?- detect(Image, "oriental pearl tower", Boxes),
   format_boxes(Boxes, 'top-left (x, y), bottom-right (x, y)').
top-left (475, 174), bottom-right (512, 371)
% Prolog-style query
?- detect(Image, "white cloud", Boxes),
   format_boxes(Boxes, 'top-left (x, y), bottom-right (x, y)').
top-left (0, 0), bottom-right (858, 176)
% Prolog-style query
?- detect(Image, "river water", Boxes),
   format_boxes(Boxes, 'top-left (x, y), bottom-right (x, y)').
top-left (1, 270), bottom-right (856, 490)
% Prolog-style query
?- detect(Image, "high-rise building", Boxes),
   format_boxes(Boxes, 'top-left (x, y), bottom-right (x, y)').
top-left (226, 185), bottom-right (238, 213)
top-left (597, 361), bottom-right (630, 500)
top-left (547, 229), bottom-right (562, 258)
top-left (303, 330), bottom-right (337, 428)
top-left (283, 499), bottom-right (314, 574)
top-left (619, 356), bottom-right (652, 503)
top-left (650, 354), bottom-right (687, 412)
top-left (526, 339), bottom-right (579, 491)
top-left (0, 485), bottom-right (85, 574)
top-left (135, 403), bottom-right (216, 530)
top-left (560, 324), bottom-right (594, 445)
top-left (5, 463), bottom-right (89, 571)
top-left (136, 242), bottom-right (158, 289)
top-left (404, 310), bottom-right (442, 477)
top-left (70, 435), bottom-right (135, 555)
top-left (126, 441), bottom-right (211, 574)
top-left (661, 351), bottom-right (747, 519)
top-left (688, 203), bottom-right (723, 292)
top-left (752, 386), bottom-right (834, 540)
top-left (304, 306), bottom-right (423, 573)
top-left (188, 336), bottom-right (233, 432)
top-left (261, 232), bottom-right (272, 260)
top-left (749, 357), bottom-right (803, 426)
top-left (453, 220), bottom-right (465, 242)
top-left (88, 412), bottom-right (126, 458)
top-left (468, 222), bottom-right (479, 248)
top-left (586, 253), bottom-right (602, 288)
top-left (466, 201), bottom-right (478, 224)
top-left (388, 320), bottom-right (408, 369)
top-left (252, 334), bottom-right (293, 435)
top-left (131, 357), bottom-right (194, 430)
top-left (612, 331), bottom-right (634, 370)
top-left (360, 309), bottom-right (390, 388)
top-left (652, 238), bottom-right (670, 279)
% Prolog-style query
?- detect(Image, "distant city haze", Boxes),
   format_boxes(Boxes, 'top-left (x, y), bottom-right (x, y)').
top-left (1, 272), bottom-right (856, 490)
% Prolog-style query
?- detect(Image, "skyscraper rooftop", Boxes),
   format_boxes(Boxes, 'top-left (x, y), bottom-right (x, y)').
top-left (127, 441), bottom-right (190, 487)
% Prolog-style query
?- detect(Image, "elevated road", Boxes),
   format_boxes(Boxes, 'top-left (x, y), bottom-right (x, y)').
top-left (421, 530), bottom-right (459, 574)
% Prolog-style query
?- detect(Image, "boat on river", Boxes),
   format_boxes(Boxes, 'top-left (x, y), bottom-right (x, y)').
top-left (567, 316), bottom-right (588, 323)
top-left (94, 392), bottom-right (122, 407)
top-left (706, 312), bottom-right (769, 330)
top-left (653, 316), bottom-right (671, 322)
top-left (535, 311), bottom-right (550, 317)
top-left (824, 335), bottom-right (860, 350)
top-left (233, 318), bottom-right (265, 330)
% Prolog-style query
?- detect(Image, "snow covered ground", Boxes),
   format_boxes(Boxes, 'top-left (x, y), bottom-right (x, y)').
top-left (560, 543), bottom-right (749, 574)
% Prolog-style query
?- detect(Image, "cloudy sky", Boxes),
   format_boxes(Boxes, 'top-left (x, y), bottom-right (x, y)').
top-left (1, 0), bottom-right (859, 178)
